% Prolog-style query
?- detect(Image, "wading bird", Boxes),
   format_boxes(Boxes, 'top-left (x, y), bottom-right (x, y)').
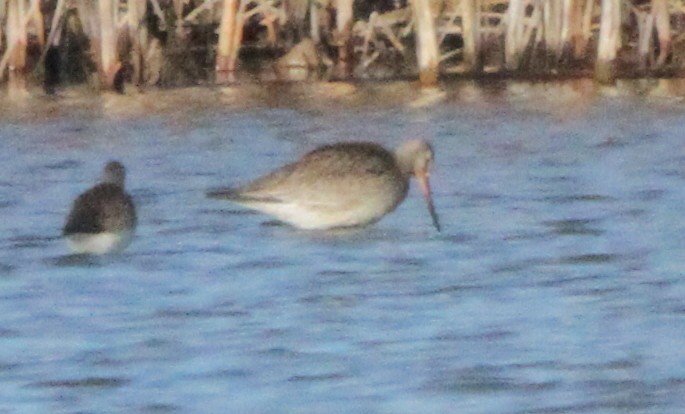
top-left (207, 139), bottom-right (440, 231)
top-left (63, 161), bottom-right (137, 254)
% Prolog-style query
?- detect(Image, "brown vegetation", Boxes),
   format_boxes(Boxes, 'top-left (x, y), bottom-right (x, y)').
top-left (0, 0), bottom-right (684, 95)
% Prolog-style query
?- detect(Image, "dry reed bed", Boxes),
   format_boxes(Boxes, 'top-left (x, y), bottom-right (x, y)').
top-left (0, 0), bottom-right (683, 96)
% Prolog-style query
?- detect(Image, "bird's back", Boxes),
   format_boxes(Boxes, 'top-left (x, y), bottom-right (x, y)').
top-left (63, 183), bottom-right (137, 235)
top-left (227, 142), bottom-right (409, 228)
top-left (243, 143), bottom-right (403, 196)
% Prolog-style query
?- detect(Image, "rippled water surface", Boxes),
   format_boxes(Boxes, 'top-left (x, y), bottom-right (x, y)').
top-left (1, 81), bottom-right (685, 413)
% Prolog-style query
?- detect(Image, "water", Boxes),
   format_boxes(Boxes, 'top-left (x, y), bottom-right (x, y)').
top-left (1, 81), bottom-right (685, 413)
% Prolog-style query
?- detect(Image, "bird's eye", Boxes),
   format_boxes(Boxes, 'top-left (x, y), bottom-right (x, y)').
top-left (424, 155), bottom-right (433, 170)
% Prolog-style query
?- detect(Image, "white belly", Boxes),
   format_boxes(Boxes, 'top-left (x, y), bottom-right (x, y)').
top-left (249, 200), bottom-right (394, 230)
top-left (65, 230), bottom-right (134, 255)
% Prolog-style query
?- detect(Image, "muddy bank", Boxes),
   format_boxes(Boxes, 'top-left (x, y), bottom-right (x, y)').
top-left (2, 78), bottom-right (685, 125)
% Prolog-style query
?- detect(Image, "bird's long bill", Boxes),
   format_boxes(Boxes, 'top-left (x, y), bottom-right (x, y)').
top-left (416, 172), bottom-right (441, 232)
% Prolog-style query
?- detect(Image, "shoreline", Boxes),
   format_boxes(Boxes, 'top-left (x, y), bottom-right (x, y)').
top-left (2, 77), bottom-right (684, 123)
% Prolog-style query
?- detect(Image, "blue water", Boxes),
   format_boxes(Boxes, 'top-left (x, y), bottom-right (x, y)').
top-left (1, 82), bottom-right (685, 413)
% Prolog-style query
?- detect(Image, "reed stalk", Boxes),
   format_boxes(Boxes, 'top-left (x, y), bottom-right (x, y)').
top-left (6, 0), bottom-right (27, 95)
top-left (561, 0), bottom-right (585, 60)
top-left (652, 0), bottom-right (670, 68)
top-left (544, 0), bottom-right (563, 58)
top-left (411, 0), bottom-right (439, 85)
top-left (462, 0), bottom-right (482, 73)
top-left (0, 1), bottom-right (5, 53)
top-left (335, 0), bottom-right (353, 78)
top-left (504, 0), bottom-right (526, 70)
top-left (595, 0), bottom-right (620, 83)
top-left (216, 0), bottom-right (239, 83)
top-left (310, 0), bottom-right (320, 43)
top-left (636, 6), bottom-right (654, 72)
top-left (37, 0), bottom-right (67, 68)
top-left (98, 0), bottom-right (120, 89)
top-left (128, 0), bottom-right (148, 86)
top-left (230, 0), bottom-right (248, 76)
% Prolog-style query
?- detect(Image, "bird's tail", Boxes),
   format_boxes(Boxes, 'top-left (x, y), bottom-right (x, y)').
top-left (206, 188), bottom-right (241, 200)
top-left (207, 187), bottom-right (282, 204)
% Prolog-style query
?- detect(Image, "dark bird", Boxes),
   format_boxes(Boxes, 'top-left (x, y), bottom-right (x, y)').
top-left (63, 161), bottom-right (137, 254)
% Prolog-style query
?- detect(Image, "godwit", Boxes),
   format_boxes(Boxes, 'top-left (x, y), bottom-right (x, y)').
top-left (207, 139), bottom-right (440, 231)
